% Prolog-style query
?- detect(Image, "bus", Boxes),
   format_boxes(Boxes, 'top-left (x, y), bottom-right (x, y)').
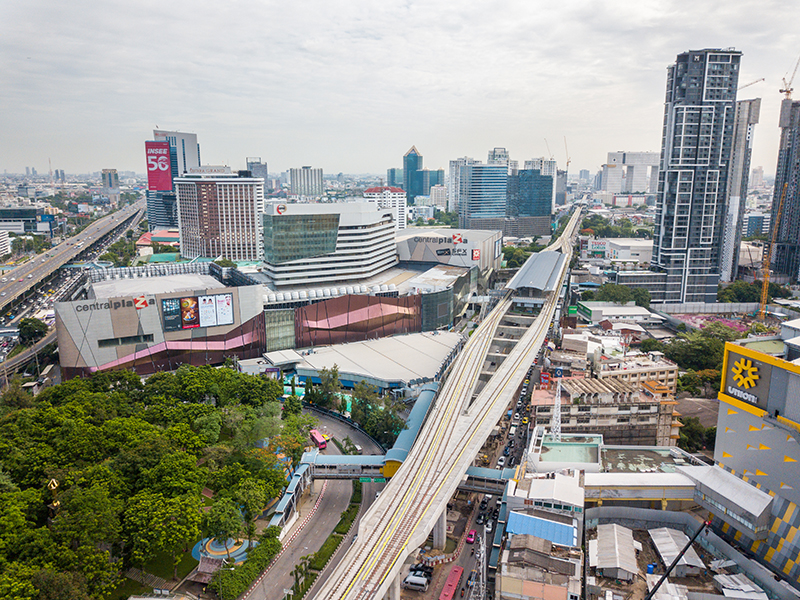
top-left (309, 429), bottom-right (327, 449)
top-left (439, 565), bottom-right (464, 600)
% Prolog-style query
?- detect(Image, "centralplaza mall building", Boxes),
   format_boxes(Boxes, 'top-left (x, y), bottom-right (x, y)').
top-left (55, 200), bottom-right (502, 378)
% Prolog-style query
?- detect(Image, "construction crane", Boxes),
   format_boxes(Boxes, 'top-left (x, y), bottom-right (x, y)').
top-left (644, 521), bottom-right (710, 600)
top-left (563, 137), bottom-right (571, 171)
top-left (780, 54), bottom-right (800, 98)
top-left (737, 77), bottom-right (765, 91)
top-left (759, 182), bottom-right (789, 320)
top-left (544, 138), bottom-right (554, 161)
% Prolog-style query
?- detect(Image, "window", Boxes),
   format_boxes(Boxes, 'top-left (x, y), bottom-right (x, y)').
top-left (98, 333), bottom-right (154, 348)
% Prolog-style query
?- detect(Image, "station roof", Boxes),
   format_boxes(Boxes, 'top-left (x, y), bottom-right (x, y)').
top-left (676, 465), bottom-right (773, 519)
top-left (384, 383), bottom-right (438, 465)
top-left (506, 251), bottom-right (565, 292)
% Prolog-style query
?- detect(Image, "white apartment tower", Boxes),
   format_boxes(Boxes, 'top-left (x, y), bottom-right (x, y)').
top-left (363, 186), bottom-right (408, 229)
top-left (289, 166), bottom-right (324, 196)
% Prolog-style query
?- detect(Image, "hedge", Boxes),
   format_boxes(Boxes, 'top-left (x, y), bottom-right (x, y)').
top-left (309, 534), bottom-right (343, 571)
top-left (209, 531), bottom-right (282, 600)
top-left (334, 505), bottom-right (359, 535)
top-left (351, 480), bottom-right (362, 504)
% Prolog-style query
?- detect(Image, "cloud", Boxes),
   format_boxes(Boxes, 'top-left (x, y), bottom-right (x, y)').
top-left (1, 0), bottom-right (798, 175)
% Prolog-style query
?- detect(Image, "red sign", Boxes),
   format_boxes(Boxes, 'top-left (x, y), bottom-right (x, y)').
top-left (134, 296), bottom-right (149, 310)
top-left (145, 141), bottom-right (172, 191)
top-left (540, 372), bottom-right (550, 384)
top-left (276, 204), bottom-right (287, 215)
top-left (472, 249), bottom-right (481, 261)
top-left (452, 233), bottom-right (463, 244)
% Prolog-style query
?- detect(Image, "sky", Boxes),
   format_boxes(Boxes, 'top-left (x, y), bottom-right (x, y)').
top-left (2, 0), bottom-right (799, 178)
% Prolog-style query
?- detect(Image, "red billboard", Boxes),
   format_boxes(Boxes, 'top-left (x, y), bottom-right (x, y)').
top-left (145, 141), bottom-right (172, 191)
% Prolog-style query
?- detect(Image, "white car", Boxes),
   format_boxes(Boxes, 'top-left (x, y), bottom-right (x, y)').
top-left (496, 456), bottom-right (506, 468)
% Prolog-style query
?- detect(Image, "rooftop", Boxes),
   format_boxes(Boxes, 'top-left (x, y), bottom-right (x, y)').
top-left (506, 251), bottom-right (566, 293)
top-left (396, 227), bottom-right (502, 244)
top-left (88, 273), bottom-right (224, 298)
top-left (506, 512), bottom-right (579, 547)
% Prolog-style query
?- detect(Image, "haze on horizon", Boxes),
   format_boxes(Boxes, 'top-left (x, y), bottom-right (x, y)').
top-left (2, 0), bottom-right (799, 178)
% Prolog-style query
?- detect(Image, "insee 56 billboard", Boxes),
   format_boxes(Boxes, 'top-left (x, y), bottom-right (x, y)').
top-left (145, 141), bottom-right (172, 191)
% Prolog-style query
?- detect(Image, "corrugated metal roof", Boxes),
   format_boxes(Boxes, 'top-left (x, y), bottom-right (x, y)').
top-left (506, 512), bottom-right (577, 547)
top-left (596, 523), bottom-right (638, 575)
top-left (648, 527), bottom-right (705, 570)
top-left (506, 251), bottom-right (565, 292)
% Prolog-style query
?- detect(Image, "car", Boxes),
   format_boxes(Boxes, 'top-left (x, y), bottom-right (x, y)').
top-left (496, 456), bottom-right (506, 468)
top-left (503, 446), bottom-right (510, 457)
top-left (0, 293), bottom-right (5, 297)
top-left (476, 513), bottom-right (485, 525)
top-left (466, 529), bottom-right (477, 544)
top-left (522, 417), bottom-right (529, 425)
top-left (411, 564), bottom-right (433, 576)
top-left (467, 570), bottom-right (476, 587)
top-left (509, 439), bottom-right (516, 448)
top-left (479, 499), bottom-right (488, 510)
top-left (514, 412), bottom-right (520, 420)
top-left (508, 456), bottom-right (517, 468)
top-left (0, 278), bottom-right (5, 282)
top-left (18, 279), bottom-right (22, 282)
top-left (486, 519), bottom-right (494, 533)
top-left (492, 508), bottom-right (499, 520)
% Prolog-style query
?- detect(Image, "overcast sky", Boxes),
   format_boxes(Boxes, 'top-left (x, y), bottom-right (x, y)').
top-left (2, 0), bottom-right (799, 178)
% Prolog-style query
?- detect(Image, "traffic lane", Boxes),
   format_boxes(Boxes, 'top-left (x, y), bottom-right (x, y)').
top-left (307, 410), bottom-right (384, 455)
top-left (247, 443), bottom-right (353, 600)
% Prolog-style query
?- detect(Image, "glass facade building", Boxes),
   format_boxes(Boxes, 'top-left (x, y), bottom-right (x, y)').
top-left (263, 213), bottom-right (340, 264)
top-left (770, 98), bottom-right (800, 282)
top-left (508, 169), bottom-right (555, 218)
top-left (404, 146), bottom-right (423, 199)
top-left (458, 163), bottom-right (508, 228)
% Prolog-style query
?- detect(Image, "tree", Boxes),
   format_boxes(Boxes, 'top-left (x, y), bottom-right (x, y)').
top-left (580, 290), bottom-right (595, 301)
top-left (678, 417), bottom-right (707, 453)
top-left (202, 498), bottom-right (242, 560)
top-left (213, 258), bottom-right (236, 268)
top-left (31, 568), bottom-right (90, 600)
top-left (53, 484), bottom-right (121, 550)
top-left (18, 318), bottom-right (48, 345)
top-left (283, 395), bottom-right (302, 419)
top-left (1, 376), bottom-right (34, 410)
top-left (235, 478), bottom-right (266, 544)
top-left (594, 284), bottom-right (633, 304)
top-left (318, 366), bottom-right (341, 411)
top-left (639, 338), bottom-right (663, 353)
top-left (350, 381), bottom-right (379, 427)
top-left (631, 287), bottom-right (651, 309)
top-left (159, 495), bottom-right (203, 579)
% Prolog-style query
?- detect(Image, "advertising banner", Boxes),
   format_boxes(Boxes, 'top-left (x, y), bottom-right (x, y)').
top-left (721, 348), bottom-right (772, 409)
top-left (198, 295), bottom-right (218, 328)
top-left (180, 297), bottom-right (200, 329)
top-left (216, 293), bottom-right (234, 326)
top-left (162, 298), bottom-right (182, 331)
top-left (145, 141), bottom-right (172, 191)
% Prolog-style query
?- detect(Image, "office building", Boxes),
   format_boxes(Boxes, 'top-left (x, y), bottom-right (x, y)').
top-left (101, 168), bottom-right (120, 206)
top-left (146, 130), bottom-right (202, 231)
top-left (508, 168), bottom-right (554, 218)
top-left (387, 168), bottom-right (403, 189)
top-left (403, 146), bottom-right (423, 199)
top-left (721, 98), bottom-right (761, 282)
top-left (651, 48), bottom-right (742, 303)
top-left (289, 166), bottom-right (323, 196)
top-left (751, 165), bottom-right (765, 189)
top-left (456, 162), bottom-right (508, 229)
top-left (488, 147), bottom-right (518, 173)
top-left (261, 202), bottom-right (397, 287)
top-left (174, 168), bottom-right (264, 261)
top-left (770, 98), bottom-right (800, 282)
top-left (579, 169), bottom-right (590, 182)
top-left (742, 211), bottom-right (771, 237)
top-left (523, 158), bottom-right (558, 212)
top-left (448, 156), bottom-right (477, 213)
top-left (429, 184), bottom-right (447, 210)
top-left (601, 152), bottom-right (660, 194)
top-left (246, 157), bottom-right (269, 186)
top-left (0, 231), bottom-right (10, 257)
top-left (363, 186), bottom-right (407, 229)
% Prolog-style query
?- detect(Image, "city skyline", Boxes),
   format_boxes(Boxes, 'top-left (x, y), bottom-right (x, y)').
top-left (2, 1), bottom-right (799, 177)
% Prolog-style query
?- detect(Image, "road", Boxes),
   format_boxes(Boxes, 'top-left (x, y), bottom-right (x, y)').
top-left (0, 200), bottom-right (145, 312)
top-left (245, 413), bottom-right (385, 600)
top-left (312, 208), bottom-right (582, 599)
top-left (0, 330), bottom-right (57, 382)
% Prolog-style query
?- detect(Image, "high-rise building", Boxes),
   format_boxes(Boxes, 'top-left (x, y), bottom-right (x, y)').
top-left (246, 157), bottom-right (269, 187)
top-left (720, 98), bottom-right (761, 282)
top-left (651, 48), bottom-right (742, 303)
top-left (147, 130), bottom-right (202, 231)
top-left (750, 165), bottom-right (764, 189)
top-left (174, 168), bottom-right (264, 261)
top-left (456, 163), bottom-right (507, 229)
top-left (25, 167), bottom-right (30, 177)
top-left (523, 158), bottom-right (558, 212)
top-left (508, 169), bottom-right (555, 218)
top-left (579, 169), bottom-right (590, 182)
top-left (403, 146), bottom-right (423, 199)
top-left (289, 166), bottom-right (323, 196)
top-left (487, 147), bottom-right (519, 174)
top-left (153, 130), bottom-right (201, 176)
top-left (769, 98), bottom-right (800, 282)
top-left (601, 152), bottom-right (660, 193)
top-left (101, 168), bottom-right (121, 206)
top-left (363, 186), bottom-right (407, 229)
top-left (448, 157), bottom-right (476, 213)
top-left (387, 168), bottom-right (404, 189)
top-left (429, 185), bottom-right (447, 210)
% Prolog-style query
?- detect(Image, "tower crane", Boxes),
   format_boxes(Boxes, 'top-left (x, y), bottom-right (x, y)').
top-left (544, 138), bottom-right (554, 161)
top-left (759, 182), bottom-right (788, 321)
top-left (737, 77), bottom-right (765, 91)
top-left (563, 137), bottom-right (571, 171)
top-left (780, 54), bottom-right (800, 98)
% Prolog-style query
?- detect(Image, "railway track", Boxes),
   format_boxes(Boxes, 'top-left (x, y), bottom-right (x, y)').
top-left (311, 208), bottom-right (582, 599)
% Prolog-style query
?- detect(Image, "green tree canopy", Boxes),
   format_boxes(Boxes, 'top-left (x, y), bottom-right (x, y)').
top-left (18, 318), bottom-right (48, 345)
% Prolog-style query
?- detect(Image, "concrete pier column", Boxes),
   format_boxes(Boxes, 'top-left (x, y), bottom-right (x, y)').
top-left (433, 510), bottom-right (447, 550)
top-left (387, 572), bottom-right (401, 600)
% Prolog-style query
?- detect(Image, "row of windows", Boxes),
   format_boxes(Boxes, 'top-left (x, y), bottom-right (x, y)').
top-left (697, 491), bottom-right (764, 532)
top-left (524, 499), bottom-right (583, 513)
top-left (98, 334), bottom-right (154, 348)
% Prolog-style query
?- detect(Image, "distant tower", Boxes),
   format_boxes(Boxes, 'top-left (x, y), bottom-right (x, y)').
top-left (769, 98), bottom-right (800, 282)
top-left (403, 146), bottom-right (423, 200)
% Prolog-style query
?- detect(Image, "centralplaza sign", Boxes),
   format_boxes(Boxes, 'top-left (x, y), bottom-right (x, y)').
top-left (74, 296), bottom-right (155, 312)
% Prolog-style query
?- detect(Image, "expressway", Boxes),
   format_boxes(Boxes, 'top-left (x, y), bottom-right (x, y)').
top-left (311, 208), bottom-right (583, 599)
top-left (0, 200), bottom-right (145, 313)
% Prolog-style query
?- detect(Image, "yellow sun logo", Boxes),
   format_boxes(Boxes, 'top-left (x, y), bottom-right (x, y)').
top-left (732, 358), bottom-right (759, 389)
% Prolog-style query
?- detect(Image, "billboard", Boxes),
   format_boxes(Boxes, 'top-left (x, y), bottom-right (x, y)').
top-left (721, 346), bottom-right (773, 410)
top-left (145, 141), bottom-right (172, 191)
top-left (162, 293), bottom-right (234, 332)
